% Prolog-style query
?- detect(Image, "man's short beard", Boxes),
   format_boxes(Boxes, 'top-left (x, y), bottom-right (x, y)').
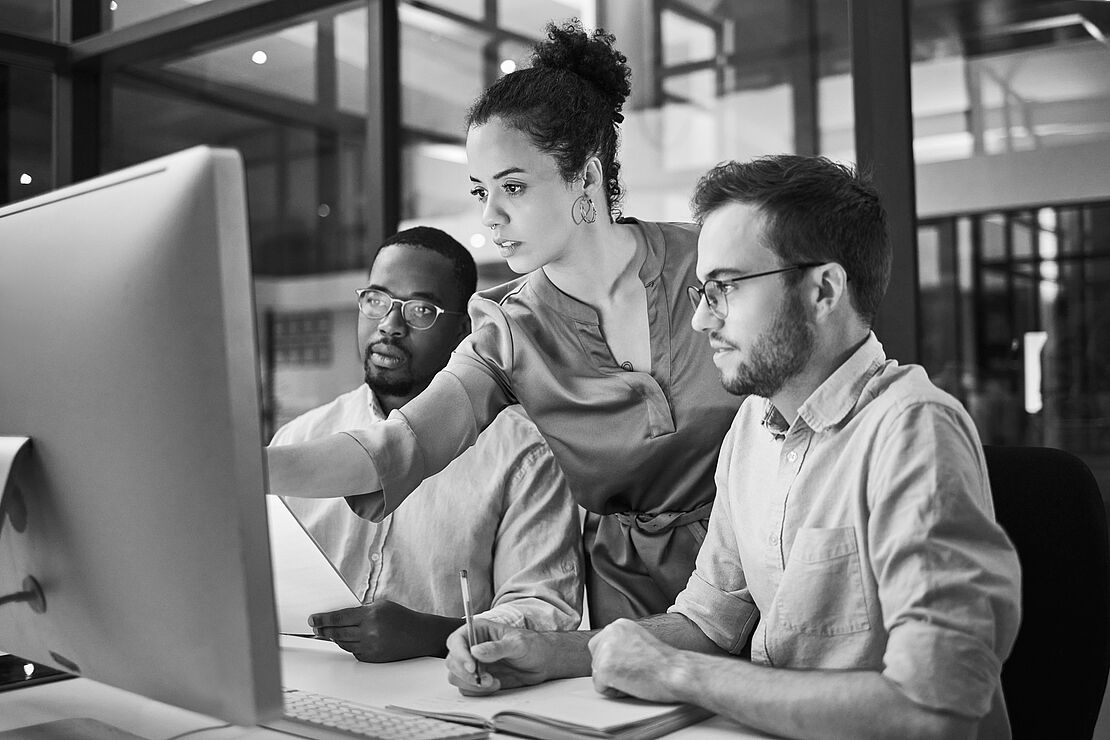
top-left (363, 339), bottom-right (415, 397)
top-left (720, 287), bottom-right (814, 398)
top-left (364, 365), bottom-right (415, 397)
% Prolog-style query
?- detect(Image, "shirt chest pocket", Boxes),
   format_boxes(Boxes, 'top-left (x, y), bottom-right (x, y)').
top-left (774, 526), bottom-right (871, 636)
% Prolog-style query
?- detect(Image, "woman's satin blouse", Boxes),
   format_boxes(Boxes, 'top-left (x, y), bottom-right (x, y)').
top-left (347, 218), bottom-right (742, 521)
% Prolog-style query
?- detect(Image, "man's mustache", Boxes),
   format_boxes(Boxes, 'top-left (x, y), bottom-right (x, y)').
top-left (366, 337), bottom-right (411, 361)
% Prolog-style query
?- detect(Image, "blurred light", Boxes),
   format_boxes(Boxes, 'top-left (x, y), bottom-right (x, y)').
top-left (499, 59), bottom-right (517, 74)
top-left (317, 204), bottom-right (331, 218)
top-left (1023, 332), bottom-right (1048, 414)
top-left (19, 173), bottom-right (32, 185)
top-left (417, 143), bottom-right (467, 164)
top-left (109, 1), bottom-right (118, 10)
top-left (23, 663), bottom-right (34, 678)
top-left (469, 234), bottom-right (487, 249)
top-left (251, 50), bottom-right (268, 65)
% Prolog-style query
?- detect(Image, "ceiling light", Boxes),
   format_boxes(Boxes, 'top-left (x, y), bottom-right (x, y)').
top-left (109, 1), bottom-right (118, 10)
top-left (251, 50), bottom-right (268, 65)
top-left (469, 234), bottom-right (487, 249)
top-left (500, 59), bottom-right (517, 74)
top-left (19, 173), bottom-right (32, 185)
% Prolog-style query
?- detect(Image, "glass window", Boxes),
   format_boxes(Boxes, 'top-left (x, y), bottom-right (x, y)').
top-left (3, 66), bottom-right (54, 204)
top-left (912, 0), bottom-right (1110, 530)
top-left (0, 0), bottom-right (54, 39)
top-left (399, 0), bottom-right (855, 288)
top-left (106, 0), bottom-right (218, 31)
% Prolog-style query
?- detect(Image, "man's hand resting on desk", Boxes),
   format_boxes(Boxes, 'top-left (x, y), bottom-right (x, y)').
top-left (588, 619), bottom-right (686, 703)
top-left (309, 600), bottom-right (462, 663)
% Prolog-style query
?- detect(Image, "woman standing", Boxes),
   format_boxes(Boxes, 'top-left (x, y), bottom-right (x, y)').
top-left (269, 20), bottom-right (741, 627)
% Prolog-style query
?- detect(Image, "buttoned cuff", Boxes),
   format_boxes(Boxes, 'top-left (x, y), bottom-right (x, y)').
top-left (668, 571), bottom-right (758, 654)
top-left (883, 620), bottom-right (1002, 718)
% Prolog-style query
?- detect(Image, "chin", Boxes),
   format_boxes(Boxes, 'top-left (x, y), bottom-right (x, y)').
top-left (503, 253), bottom-right (539, 274)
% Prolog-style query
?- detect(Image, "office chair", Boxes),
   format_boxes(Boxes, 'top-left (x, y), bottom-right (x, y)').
top-left (984, 445), bottom-right (1110, 739)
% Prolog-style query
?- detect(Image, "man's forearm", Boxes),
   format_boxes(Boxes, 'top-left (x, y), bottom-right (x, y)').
top-left (665, 654), bottom-right (974, 740)
top-left (534, 613), bottom-right (719, 682)
top-left (638, 612), bottom-right (726, 654)
top-left (534, 629), bottom-right (597, 679)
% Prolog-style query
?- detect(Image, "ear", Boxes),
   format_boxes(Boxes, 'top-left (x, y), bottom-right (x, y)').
top-left (811, 262), bottom-right (850, 321)
top-left (454, 313), bottom-right (472, 343)
top-left (581, 156), bottom-right (604, 196)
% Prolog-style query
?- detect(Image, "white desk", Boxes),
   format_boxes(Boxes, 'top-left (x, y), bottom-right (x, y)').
top-left (0, 636), bottom-right (770, 739)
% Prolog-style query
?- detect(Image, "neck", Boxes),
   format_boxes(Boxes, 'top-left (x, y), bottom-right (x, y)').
top-left (541, 220), bottom-right (642, 305)
top-left (769, 328), bottom-right (871, 423)
top-left (371, 385), bottom-right (425, 416)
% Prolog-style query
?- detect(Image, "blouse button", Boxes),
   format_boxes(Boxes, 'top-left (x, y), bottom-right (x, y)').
top-left (621, 361), bottom-right (634, 371)
top-left (370, 553), bottom-right (381, 562)
top-left (787, 450), bottom-right (799, 463)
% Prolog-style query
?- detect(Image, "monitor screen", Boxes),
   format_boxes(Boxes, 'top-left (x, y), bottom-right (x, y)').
top-left (0, 146), bottom-right (282, 725)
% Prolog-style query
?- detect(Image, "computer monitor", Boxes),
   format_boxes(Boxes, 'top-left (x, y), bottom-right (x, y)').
top-left (0, 146), bottom-right (282, 726)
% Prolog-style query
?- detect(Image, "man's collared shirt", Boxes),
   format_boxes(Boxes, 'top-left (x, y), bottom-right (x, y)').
top-left (272, 385), bottom-right (582, 630)
top-left (671, 333), bottom-right (1022, 737)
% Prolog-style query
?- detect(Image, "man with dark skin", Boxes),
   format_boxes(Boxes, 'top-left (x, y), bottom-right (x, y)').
top-left (271, 227), bottom-right (581, 662)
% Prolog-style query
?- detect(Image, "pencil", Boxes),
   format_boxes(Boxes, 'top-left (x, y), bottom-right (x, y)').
top-left (459, 569), bottom-right (483, 682)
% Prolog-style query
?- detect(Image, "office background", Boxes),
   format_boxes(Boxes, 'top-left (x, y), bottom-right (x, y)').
top-left (1, 0), bottom-right (1107, 732)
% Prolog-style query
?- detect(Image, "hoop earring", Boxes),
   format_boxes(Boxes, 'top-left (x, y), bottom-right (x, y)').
top-left (572, 195), bottom-right (597, 225)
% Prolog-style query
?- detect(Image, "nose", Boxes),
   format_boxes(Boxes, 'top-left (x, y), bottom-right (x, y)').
top-left (690, 295), bottom-right (719, 334)
top-left (480, 194), bottom-right (505, 230)
top-left (376, 303), bottom-right (409, 337)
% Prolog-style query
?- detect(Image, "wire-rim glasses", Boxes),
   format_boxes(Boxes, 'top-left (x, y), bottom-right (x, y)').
top-left (354, 288), bottom-right (464, 330)
top-left (687, 263), bottom-right (824, 320)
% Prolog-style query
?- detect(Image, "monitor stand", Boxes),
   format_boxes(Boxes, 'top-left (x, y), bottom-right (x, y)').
top-left (0, 437), bottom-right (46, 615)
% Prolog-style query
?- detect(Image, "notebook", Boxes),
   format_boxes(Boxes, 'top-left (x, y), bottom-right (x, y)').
top-left (266, 496), bottom-right (361, 636)
top-left (387, 676), bottom-right (712, 740)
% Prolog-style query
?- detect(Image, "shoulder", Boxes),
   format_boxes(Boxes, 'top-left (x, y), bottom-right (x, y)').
top-left (623, 218), bottom-right (701, 282)
top-left (622, 217), bottom-right (700, 246)
top-left (855, 363), bottom-right (986, 476)
top-left (861, 362), bottom-right (972, 424)
top-left (270, 386), bottom-right (371, 445)
top-left (469, 273), bottom-right (541, 328)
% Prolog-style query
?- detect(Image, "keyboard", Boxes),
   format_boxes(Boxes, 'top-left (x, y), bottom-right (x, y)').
top-left (262, 688), bottom-right (489, 740)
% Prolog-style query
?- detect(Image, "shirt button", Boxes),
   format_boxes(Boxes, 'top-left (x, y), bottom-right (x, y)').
top-left (787, 450), bottom-right (798, 463)
top-left (370, 553), bottom-right (381, 562)
top-left (769, 533), bottom-right (779, 546)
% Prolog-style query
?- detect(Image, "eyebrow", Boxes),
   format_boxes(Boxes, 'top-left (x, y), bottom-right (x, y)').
top-left (469, 166), bottom-right (526, 183)
top-left (365, 284), bottom-right (445, 303)
top-left (704, 267), bottom-right (747, 281)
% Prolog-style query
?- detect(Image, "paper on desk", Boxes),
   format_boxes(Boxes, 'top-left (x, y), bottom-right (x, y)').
top-left (267, 496), bottom-right (361, 635)
top-left (390, 675), bottom-right (686, 729)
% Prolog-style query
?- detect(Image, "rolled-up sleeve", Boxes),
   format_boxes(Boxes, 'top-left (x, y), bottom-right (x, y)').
top-left (669, 426), bottom-right (760, 653)
top-left (867, 401), bottom-right (1022, 718)
top-left (474, 436), bottom-right (583, 631)
top-left (344, 300), bottom-right (517, 521)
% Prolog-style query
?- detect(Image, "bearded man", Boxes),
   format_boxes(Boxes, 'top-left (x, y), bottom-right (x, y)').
top-left (445, 156), bottom-right (1022, 740)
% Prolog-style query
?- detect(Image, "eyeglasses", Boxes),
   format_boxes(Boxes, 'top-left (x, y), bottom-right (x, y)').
top-left (354, 288), bottom-right (464, 330)
top-left (687, 263), bottom-right (824, 320)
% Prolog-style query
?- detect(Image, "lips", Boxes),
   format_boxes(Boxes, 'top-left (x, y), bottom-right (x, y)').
top-left (494, 237), bottom-right (521, 258)
top-left (367, 343), bottom-right (409, 370)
